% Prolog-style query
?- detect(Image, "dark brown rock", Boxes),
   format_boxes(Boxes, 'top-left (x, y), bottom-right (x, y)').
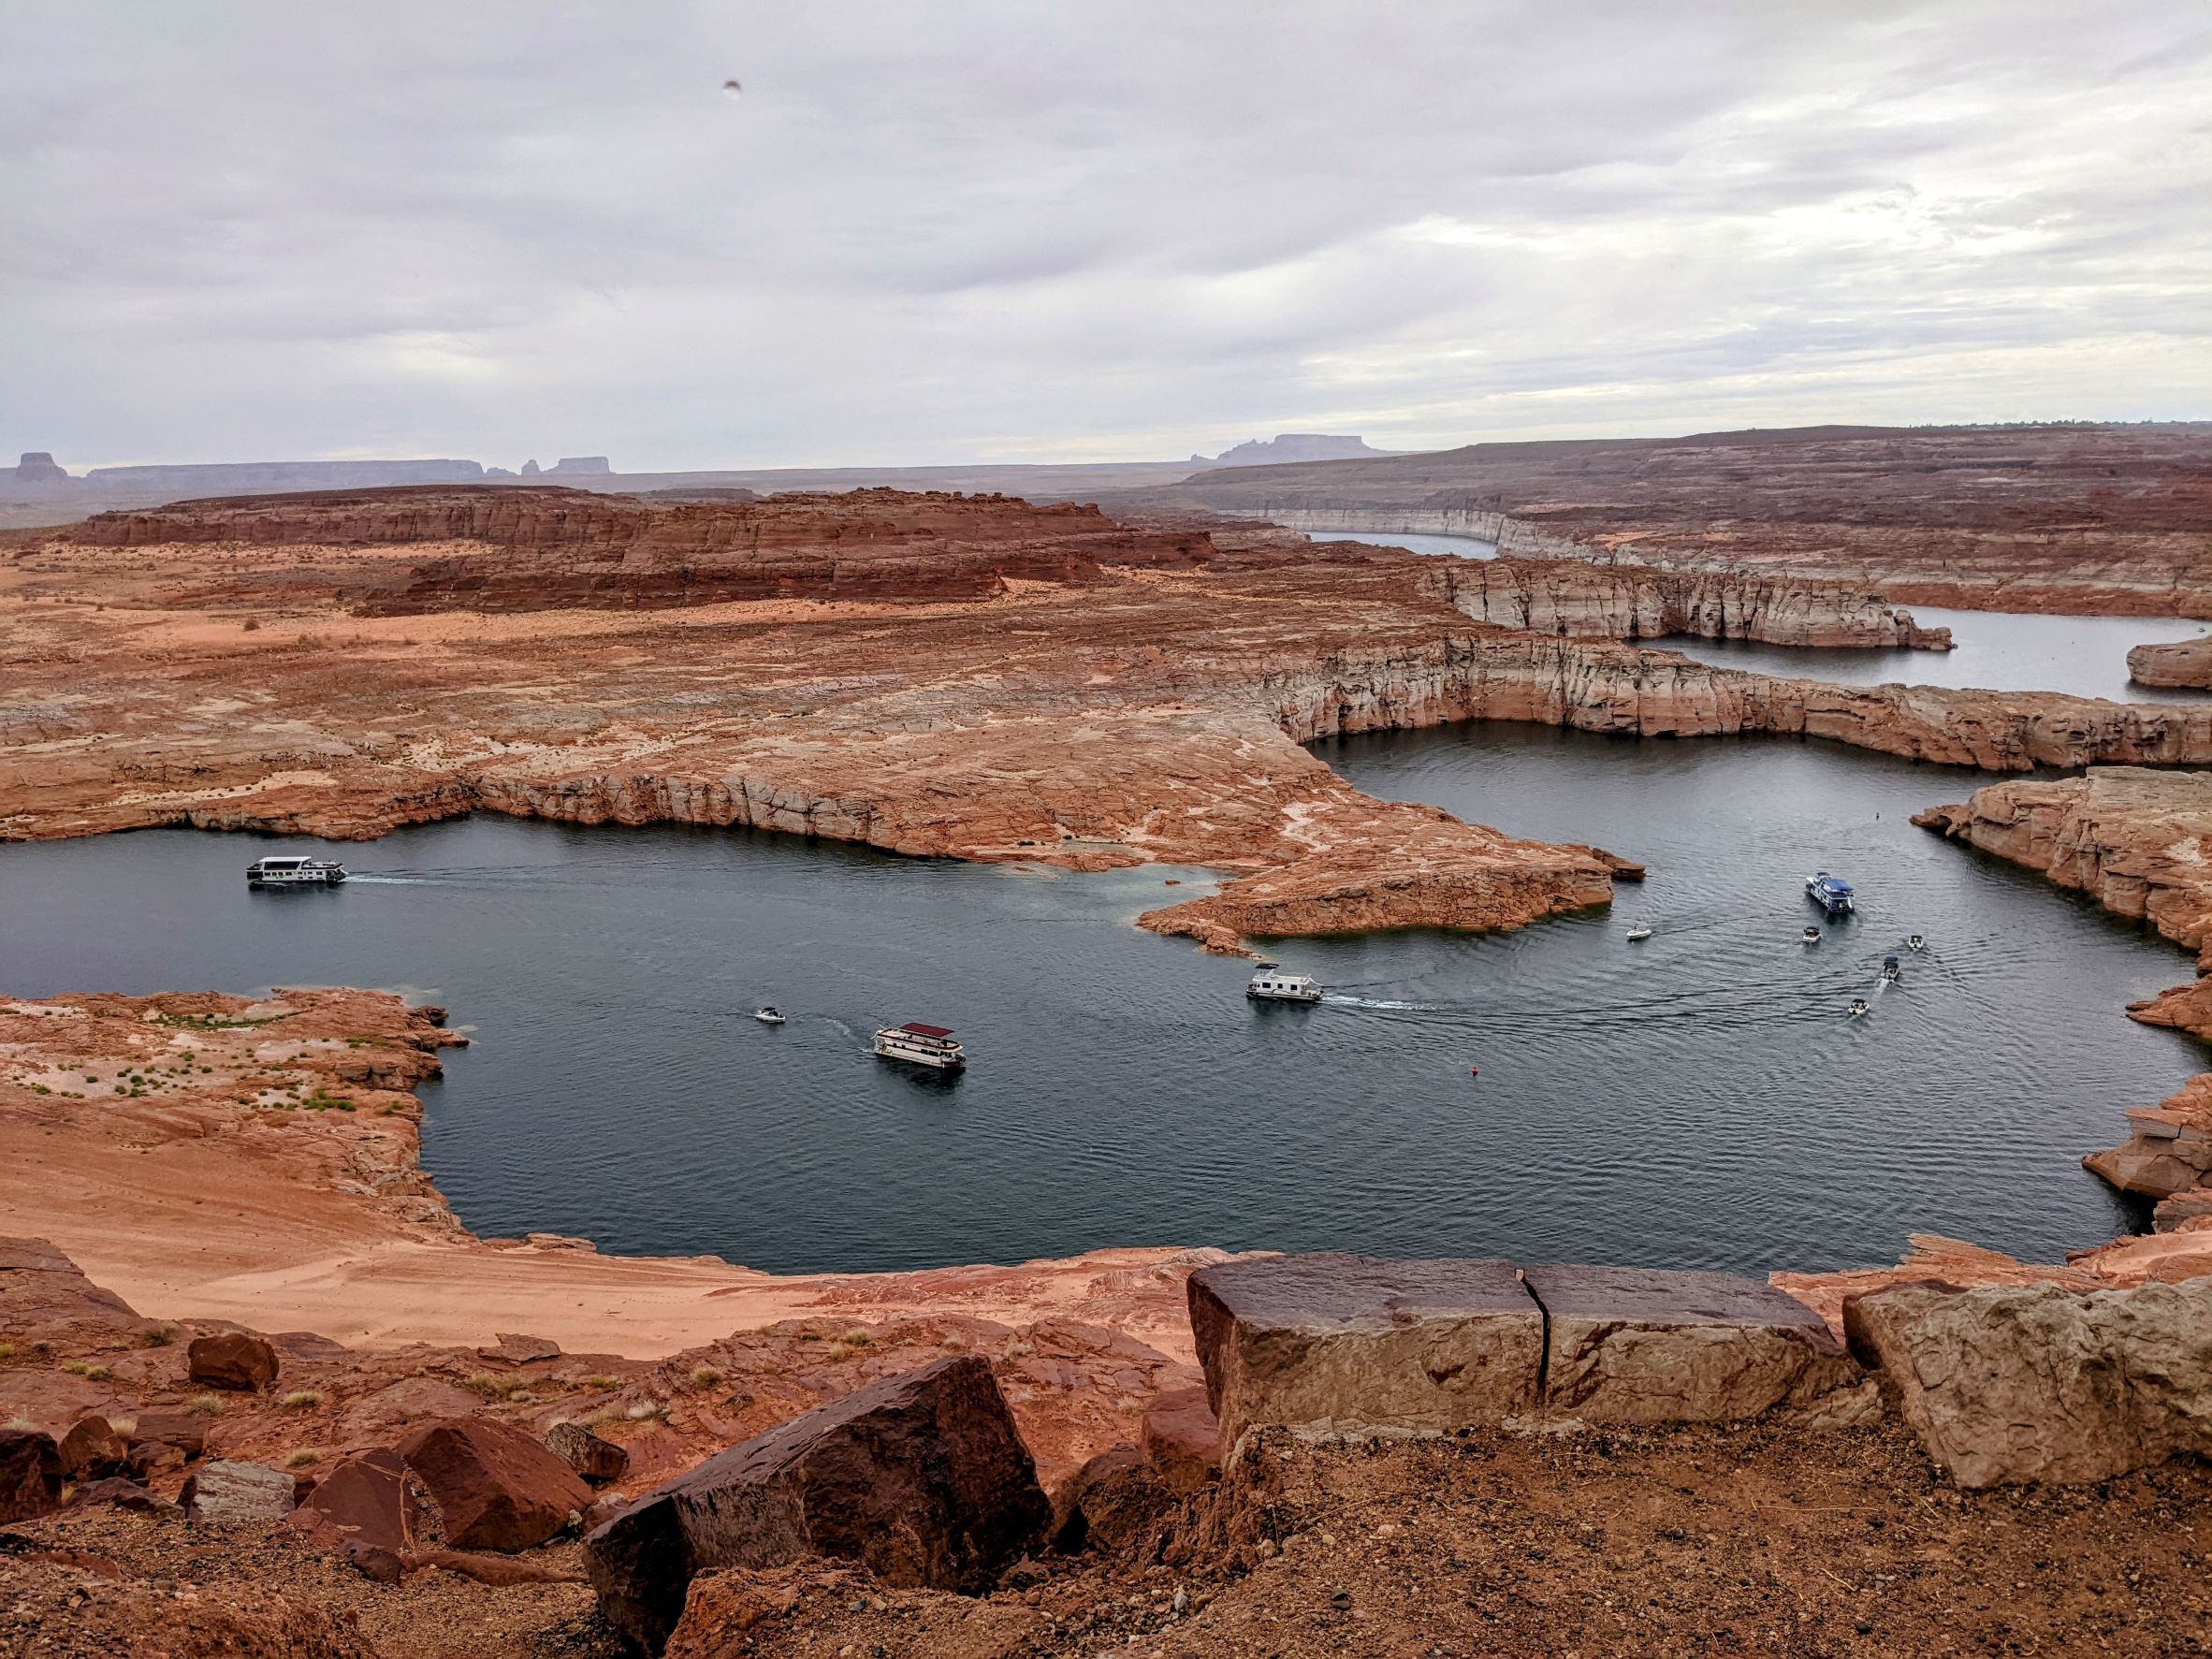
top-left (129, 1411), bottom-right (208, 1460)
top-left (0, 1431), bottom-right (64, 1522)
top-left (484, 1332), bottom-right (561, 1363)
top-left (546, 1419), bottom-right (629, 1484)
top-left (187, 1330), bottom-right (280, 1390)
top-left (181, 1459), bottom-right (297, 1522)
top-left (1140, 1385), bottom-right (1220, 1493)
top-left (398, 1417), bottom-right (590, 1553)
top-left (1187, 1253), bottom-right (1543, 1446)
top-left (64, 1477), bottom-right (182, 1519)
top-left (1521, 1263), bottom-right (1879, 1425)
top-left (1050, 1443), bottom-right (1176, 1558)
top-left (583, 1353), bottom-right (1050, 1654)
top-left (56, 1415), bottom-right (130, 1481)
top-left (290, 1448), bottom-right (423, 1582)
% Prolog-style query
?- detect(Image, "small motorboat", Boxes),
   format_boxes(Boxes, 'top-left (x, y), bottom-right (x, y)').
top-left (1802, 925), bottom-right (1822, 945)
top-left (1625, 924), bottom-right (1652, 942)
top-left (1246, 961), bottom-right (1323, 1003)
top-left (1881, 955), bottom-right (1901, 982)
top-left (753, 1006), bottom-right (786, 1025)
top-left (1907, 934), bottom-right (1926, 952)
top-left (1848, 998), bottom-right (1870, 1018)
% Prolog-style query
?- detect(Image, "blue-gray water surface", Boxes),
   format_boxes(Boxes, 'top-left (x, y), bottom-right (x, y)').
top-left (1667, 607), bottom-right (2210, 706)
top-left (2, 725), bottom-right (2199, 1278)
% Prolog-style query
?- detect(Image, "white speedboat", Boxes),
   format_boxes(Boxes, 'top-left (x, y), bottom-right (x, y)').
top-left (1246, 961), bottom-right (1322, 1002)
top-left (1881, 955), bottom-right (1901, 982)
top-left (1907, 934), bottom-right (1926, 952)
top-left (1802, 925), bottom-right (1822, 944)
top-left (1848, 998), bottom-right (1870, 1018)
top-left (1625, 924), bottom-right (1652, 941)
top-left (247, 855), bottom-right (346, 887)
top-left (753, 1006), bottom-right (786, 1025)
top-left (873, 1021), bottom-right (966, 1070)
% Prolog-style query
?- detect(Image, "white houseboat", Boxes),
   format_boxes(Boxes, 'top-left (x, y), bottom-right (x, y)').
top-left (872, 1021), bottom-right (967, 1071)
top-left (1246, 961), bottom-right (1323, 1003)
top-left (247, 856), bottom-right (348, 887)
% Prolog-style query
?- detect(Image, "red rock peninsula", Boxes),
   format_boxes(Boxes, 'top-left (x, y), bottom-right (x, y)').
top-left (1131, 421), bottom-right (2212, 617)
top-left (7, 488), bottom-right (2209, 953)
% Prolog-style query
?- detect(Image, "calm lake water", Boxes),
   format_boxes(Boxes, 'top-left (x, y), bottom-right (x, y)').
top-left (1309, 529), bottom-right (1499, 559)
top-left (2, 727), bottom-right (2197, 1278)
top-left (1667, 607), bottom-right (2212, 706)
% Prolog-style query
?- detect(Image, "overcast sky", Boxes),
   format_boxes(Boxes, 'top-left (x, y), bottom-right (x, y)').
top-left (4, 2), bottom-right (2207, 471)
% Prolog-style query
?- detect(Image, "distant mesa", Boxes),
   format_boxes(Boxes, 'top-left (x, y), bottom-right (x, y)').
top-left (6, 451), bottom-right (78, 488)
top-left (1192, 433), bottom-right (1396, 467)
top-left (546, 456), bottom-right (612, 475)
top-left (82, 458), bottom-right (488, 493)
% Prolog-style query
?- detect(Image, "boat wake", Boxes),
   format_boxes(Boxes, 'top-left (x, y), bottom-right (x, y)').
top-left (1319, 995), bottom-right (1447, 1011)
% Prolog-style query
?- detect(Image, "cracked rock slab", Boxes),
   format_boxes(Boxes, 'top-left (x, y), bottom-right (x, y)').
top-left (1521, 1263), bottom-right (1876, 1426)
top-left (1187, 1253), bottom-right (1543, 1446)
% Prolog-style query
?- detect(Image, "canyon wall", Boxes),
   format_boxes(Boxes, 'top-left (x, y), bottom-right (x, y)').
top-left (1125, 423), bottom-right (2212, 617)
top-left (1422, 556), bottom-right (1949, 648)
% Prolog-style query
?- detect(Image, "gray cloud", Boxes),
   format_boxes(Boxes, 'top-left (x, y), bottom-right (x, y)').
top-left (2, 0), bottom-right (2205, 470)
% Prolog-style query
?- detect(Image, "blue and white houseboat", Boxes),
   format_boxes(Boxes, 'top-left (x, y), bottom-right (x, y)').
top-left (1804, 872), bottom-right (1855, 916)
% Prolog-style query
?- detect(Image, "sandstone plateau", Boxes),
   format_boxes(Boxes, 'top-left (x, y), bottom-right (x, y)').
top-left (9, 487), bottom-right (2212, 954)
top-left (1129, 421), bottom-right (2212, 616)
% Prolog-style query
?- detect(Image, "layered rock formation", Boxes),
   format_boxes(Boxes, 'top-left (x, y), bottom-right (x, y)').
top-left (1128, 421), bottom-right (2212, 616)
top-left (11, 493), bottom-right (2208, 955)
top-left (1423, 555), bottom-right (1951, 648)
top-left (2129, 633), bottom-right (2212, 688)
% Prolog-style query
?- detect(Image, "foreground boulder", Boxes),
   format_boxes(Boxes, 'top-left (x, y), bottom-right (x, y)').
top-left (1140, 1384), bottom-right (1221, 1493)
top-left (187, 1331), bottom-right (280, 1390)
top-left (398, 1418), bottom-right (590, 1552)
top-left (1845, 1277), bottom-right (2212, 1486)
top-left (56, 1415), bottom-right (131, 1481)
top-left (584, 1354), bottom-right (1050, 1654)
top-left (546, 1419), bottom-right (630, 1484)
top-left (1188, 1254), bottom-right (1544, 1445)
top-left (290, 1448), bottom-right (423, 1582)
top-left (1523, 1262), bottom-right (1876, 1425)
top-left (182, 1459), bottom-right (297, 1522)
top-left (0, 1430), bottom-right (63, 1521)
top-left (1049, 1442), bottom-right (1178, 1558)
